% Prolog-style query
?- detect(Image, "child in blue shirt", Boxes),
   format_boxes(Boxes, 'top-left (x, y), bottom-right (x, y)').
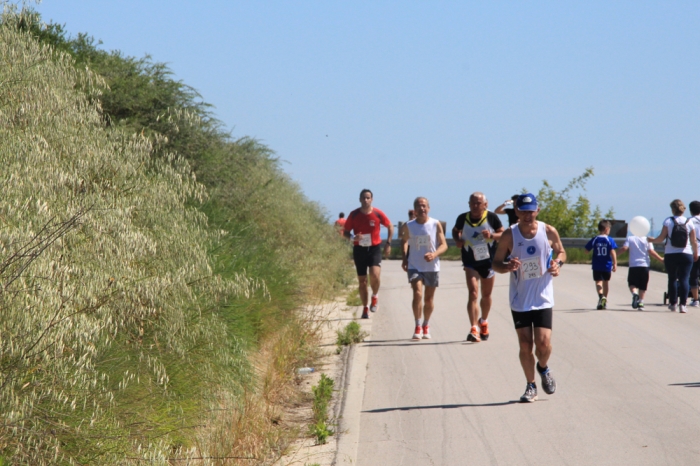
top-left (585, 220), bottom-right (618, 309)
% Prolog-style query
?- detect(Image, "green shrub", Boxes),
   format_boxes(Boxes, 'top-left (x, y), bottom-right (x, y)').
top-left (336, 321), bottom-right (367, 352)
top-left (310, 374), bottom-right (335, 444)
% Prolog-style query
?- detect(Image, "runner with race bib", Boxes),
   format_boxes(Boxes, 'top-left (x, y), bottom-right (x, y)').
top-left (452, 192), bottom-right (504, 342)
top-left (493, 193), bottom-right (566, 403)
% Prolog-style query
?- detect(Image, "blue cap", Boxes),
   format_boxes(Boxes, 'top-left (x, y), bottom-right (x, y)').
top-left (516, 193), bottom-right (538, 211)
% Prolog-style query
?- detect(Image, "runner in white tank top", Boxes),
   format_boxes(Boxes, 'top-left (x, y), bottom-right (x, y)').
top-left (509, 221), bottom-right (554, 311)
top-left (400, 197), bottom-right (448, 341)
top-left (493, 193), bottom-right (566, 403)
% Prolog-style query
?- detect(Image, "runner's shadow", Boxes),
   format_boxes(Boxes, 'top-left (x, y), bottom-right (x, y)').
top-left (363, 400), bottom-right (523, 413)
top-left (363, 340), bottom-right (464, 347)
top-left (669, 382), bottom-right (700, 388)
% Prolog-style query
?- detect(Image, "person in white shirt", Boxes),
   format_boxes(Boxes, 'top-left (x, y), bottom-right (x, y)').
top-left (619, 234), bottom-right (664, 310)
top-left (688, 201), bottom-right (700, 307)
top-left (493, 193), bottom-right (566, 403)
top-left (648, 199), bottom-right (699, 313)
top-left (400, 197), bottom-right (448, 340)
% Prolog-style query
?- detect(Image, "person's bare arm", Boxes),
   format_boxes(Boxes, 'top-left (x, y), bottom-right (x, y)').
top-left (483, 226), bottom-right (505, 242)
top-left (400, 224), bottom-right (410, 271)
top-left (648, 225), bottom-right (668, 244)
top-left (425, 222), bottom-right (448, 262)
top-left (611, 249), bottom-right (617, 272)
top-left (546, 224), bottom-right (566, 277)
top-left (492, 228), bottom-right (519, 274)
top-left (452, 226), bottom-right (464, 249)
top-left (691, 228), bottom-right (698, 263)
top-left (649, 247), bottom-right (664, 262)
top-left (384, 223), bottom-right (394, 258)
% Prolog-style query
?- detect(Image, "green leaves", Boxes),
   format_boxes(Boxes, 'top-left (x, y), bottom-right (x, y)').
top-left (532, 167), bottom-right (614, 238)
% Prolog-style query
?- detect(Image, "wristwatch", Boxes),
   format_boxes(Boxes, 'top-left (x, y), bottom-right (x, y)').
top-left (556, 259), bottom-right (564, 268)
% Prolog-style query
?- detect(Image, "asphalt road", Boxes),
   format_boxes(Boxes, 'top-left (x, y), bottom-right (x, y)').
top-left (353, 260), bottom-right (700, 466)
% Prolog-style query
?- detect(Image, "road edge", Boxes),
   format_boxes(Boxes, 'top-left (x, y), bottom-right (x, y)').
top-left (333, 317), bottom-right (372, 465)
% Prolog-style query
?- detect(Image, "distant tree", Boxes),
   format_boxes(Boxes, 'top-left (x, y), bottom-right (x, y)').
top-left (529, 167), bottom-right (614, 237)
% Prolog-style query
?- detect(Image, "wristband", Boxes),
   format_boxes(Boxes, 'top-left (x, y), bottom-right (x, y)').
top-left (556, 259), bottom-right (564, 267)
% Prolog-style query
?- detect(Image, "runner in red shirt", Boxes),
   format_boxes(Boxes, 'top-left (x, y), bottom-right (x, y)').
top-left (344, 189), bottom-right (394, 318)
top-left (334, 212), bottom-right (346, 235)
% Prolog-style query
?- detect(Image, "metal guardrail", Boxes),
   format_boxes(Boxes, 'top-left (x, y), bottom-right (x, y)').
top-left (389, 237), bottom-right (663, 251)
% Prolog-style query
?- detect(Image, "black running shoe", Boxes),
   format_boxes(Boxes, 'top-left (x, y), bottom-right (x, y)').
top-left (632, 293), bottom-right (639, 309)
top-left (597, 296), bottom-right (604, 310)
top-left (520, 383), bottom-right (538, 403)
top-left (539, 369), bottom-right (556, 395)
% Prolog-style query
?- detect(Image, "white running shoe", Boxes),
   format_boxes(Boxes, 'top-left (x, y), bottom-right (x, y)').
top-left (669, 304), bottom-right (678, 312)
top-left (679, 305), bottom-right (688, 314)
top-left (690, 300), bottom-right (699, 307)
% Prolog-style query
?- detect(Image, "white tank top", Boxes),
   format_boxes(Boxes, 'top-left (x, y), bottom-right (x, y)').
top-left (509, 221), bottom-right (554, 312)
top-left (407, 218), bottom-right (440, 272)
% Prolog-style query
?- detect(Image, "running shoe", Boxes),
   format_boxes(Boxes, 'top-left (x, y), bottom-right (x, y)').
top-left (637, 302), bottom-right (644, 310)
top-left (539, 368), bottom-right (557, 395)
top-left (601, 296), bottom-right (607, 310)
top-left (479, 320), bottom-right (489, 341)
top-left (632, 293), bottom-right (639, 309)
top-left (370, 295), bottom-right (378, 313)
top-left (679, 305), bottom-right (688, 314)
top-left (361, 306), bottom-right (369, 319)
top-left (412, 326), bottom-right (422, 340)
top-left (690, 300), bottom-right (700, 307)
top-left (422, 325), bottom-right (431, 340)
top-left (669, 304), bottom-right (677, 312)
top-left (520, 383), bottom-right (538, 403)
top-left (597, 296), bottom-right (604, 310)
top-left (466, 326), bottom-right (481, 342)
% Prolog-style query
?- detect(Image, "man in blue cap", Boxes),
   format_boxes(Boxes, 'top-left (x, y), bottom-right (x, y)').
top-left (492, 193), bottom-right (567, 403)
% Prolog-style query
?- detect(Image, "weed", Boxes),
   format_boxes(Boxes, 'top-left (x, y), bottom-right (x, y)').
top-left (310, 374), bottom-right (334, 444)
top-left (336, 321), bottom-right (367, 353)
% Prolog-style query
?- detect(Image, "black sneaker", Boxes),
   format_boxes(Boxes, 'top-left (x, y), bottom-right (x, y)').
top-left (539, 368), bottom-right (557, 395)
top-left (601, 296), bottom-right (607, 309)
top-left (597, 296), bottom-right (604, 310)
top-left (520, 383), bottom-right (537, 403)
top-left (632, 293), bottom-right (639, 309)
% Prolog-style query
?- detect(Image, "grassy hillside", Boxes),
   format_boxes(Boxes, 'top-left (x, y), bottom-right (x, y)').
top-left (0, 7), bottom-right (352, 464)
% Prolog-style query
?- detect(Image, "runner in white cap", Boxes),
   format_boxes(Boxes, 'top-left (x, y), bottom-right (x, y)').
top-left (493, 193), bottom-right (566, 403)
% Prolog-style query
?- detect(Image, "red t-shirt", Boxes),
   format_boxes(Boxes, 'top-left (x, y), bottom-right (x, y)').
top-left (344, 208), bottom-right (391, 246)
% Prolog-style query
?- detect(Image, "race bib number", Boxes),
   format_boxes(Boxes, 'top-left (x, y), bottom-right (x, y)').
top-left (472, 243), bottom-right (490, 261)
top-left (521, 256), bottom-right (542, 280)
top-left (358, 235), bottom-right (372, 247)
top-left (414, 235), bottom-right (431, 250)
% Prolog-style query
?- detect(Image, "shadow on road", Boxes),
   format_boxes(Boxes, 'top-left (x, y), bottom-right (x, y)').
top-left (362, 340), bottom-right (464, 347)
top-left (362, 400), bottom-right (523, 413)
top-left (669, 382), bottom-right (700, 388)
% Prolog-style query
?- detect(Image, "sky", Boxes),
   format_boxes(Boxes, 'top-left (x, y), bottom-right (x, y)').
top-left (34, 1), bottom-right (700, 236)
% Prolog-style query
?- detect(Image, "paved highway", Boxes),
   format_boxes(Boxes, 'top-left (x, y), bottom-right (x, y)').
top-left (346, 260), bottom-right (700, 465)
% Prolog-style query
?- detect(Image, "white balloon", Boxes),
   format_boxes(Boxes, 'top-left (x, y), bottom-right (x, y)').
top-left (629, 216), bottom-right (650, 237)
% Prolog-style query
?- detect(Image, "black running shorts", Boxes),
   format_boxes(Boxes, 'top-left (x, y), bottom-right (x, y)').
top-left (511, 308), bottom-right (553, 330)
top-left (627, 267), bottom-right (650, 291)
top-left (353, 244), bottom-right (382, 276)
top-left (593, 270), bottom-right (612, 282)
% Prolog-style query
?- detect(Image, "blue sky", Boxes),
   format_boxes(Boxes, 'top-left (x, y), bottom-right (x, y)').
top-left (35, 1), bottom-right (699, 236)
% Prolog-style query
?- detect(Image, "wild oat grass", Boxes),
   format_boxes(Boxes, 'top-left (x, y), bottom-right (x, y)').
top-left (0, 11), bottom-right (262, 463)
top-left (0, 6), bottom-right (355, 463)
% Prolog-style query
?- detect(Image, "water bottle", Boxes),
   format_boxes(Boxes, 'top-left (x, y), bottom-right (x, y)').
top-left (297, 367), bottom-right (315, 375)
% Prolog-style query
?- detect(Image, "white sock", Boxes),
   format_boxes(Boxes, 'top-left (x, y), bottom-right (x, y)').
top-left (479, 318), bottom-right (488, 325)
top-left (415, 319), bottom-right (421, 326)
top-left (422, 319), bottom-right (429, 327)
